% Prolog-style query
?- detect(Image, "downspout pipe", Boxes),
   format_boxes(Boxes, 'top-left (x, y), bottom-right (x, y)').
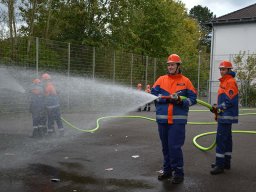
top-left (209, 23), bottom-right (215, 104)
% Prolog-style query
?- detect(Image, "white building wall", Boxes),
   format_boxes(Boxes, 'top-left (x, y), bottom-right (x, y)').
top-left (209, 22), bottom-right (256, 104)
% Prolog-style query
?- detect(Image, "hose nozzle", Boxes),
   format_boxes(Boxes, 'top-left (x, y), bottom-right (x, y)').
top-left (159, 94), bottom-right (177, 100)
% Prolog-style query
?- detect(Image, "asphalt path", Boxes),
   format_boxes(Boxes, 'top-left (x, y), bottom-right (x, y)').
top-left (0, 107), bottom-right (256, 192)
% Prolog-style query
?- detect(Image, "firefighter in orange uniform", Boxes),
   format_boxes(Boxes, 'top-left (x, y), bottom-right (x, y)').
top-left (151, 54), bottom-right (197, 184)
top-left (41, 73), bottom-right (64, 136)
top-left (137, 83), bottom-right (143, 112)
top-left (29, 78), bottom-right (46, 138)
top-left (210, 61), bottom-right (238, 175)
top-left (143, 84), bottom-right (151, 111)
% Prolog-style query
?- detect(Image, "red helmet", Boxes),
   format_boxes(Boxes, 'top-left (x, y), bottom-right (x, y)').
top-left (167, 54), bottom-right (182, 64)
top-left (32, 78), bottom-right (41, 84)
top-left (219, 60), bottom-right (233, 69)
top-left (41, 73), bottom-right (51, 80)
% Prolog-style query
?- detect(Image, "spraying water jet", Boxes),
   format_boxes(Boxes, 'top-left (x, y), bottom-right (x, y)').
top-left (0, 67), bottom-right (26, 93)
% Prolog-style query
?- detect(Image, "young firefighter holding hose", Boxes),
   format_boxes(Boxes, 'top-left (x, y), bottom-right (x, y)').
top-left (151, 54), bottom-right (197, 184)
top-left (210, 61), bottom-right (238, 175)
top-left (41, 73), bottom-right (64, 137)
top-left (29, 78), bottom-right (46, 138)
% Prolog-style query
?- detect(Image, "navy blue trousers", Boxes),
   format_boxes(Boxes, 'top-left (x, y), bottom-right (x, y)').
top-left (47, 107), bottom-right (63, 132)
top-left (158, 123), bottom-right (185, 176)
top-left (215, 123), bottom-right (232, 167)
top-left (32, 110), bottom-right (46, 127)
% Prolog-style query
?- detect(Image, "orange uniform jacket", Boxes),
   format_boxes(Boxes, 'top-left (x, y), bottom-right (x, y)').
top-left (217, 71), bottom-right (238, 124)
top-left (43, 81), bottom-right (60, 108)
top-left (151, 74), bottom-right (197, 124)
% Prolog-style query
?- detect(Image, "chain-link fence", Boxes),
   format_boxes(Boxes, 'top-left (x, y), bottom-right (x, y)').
top-left (0, 37), bottom-right (166, 113)
top-left (3, 37), bottom-right (255, 113)
top-left (0, 37), bottom-right (167, 86)
top-left (0, 37), bottom-right (210, 113)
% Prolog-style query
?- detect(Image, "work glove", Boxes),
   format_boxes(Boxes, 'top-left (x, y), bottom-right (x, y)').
top-left (210, 104), bottom-right (218, 121)
top-left (210, 104), bottom-right (224, 121)
top-left (171, 93), bottom-right (182, 104)
top-left (210, 104), bottom-right (223, 114)
top-left (210, 104), bottom-right (218, 114)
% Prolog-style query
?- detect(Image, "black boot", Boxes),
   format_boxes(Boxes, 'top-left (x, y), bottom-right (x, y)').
top-left (38, 126), bottom-right (44, 138)
top-left (210, 166), bottom-right (224, 175)
top-left (32, 127), bottom-right (39, 138)
top-left (143, 107), bottom-right (147, 111)
top-left (171, 175), bottom-right (184, 184)
top-left (42, 126), bottom-right (48, 136)
top-left (148, 107), bottom-right (151, 111)
top-left (158, 172), bottom-right (172, 181)
top-left (211, 163), bottom-right (230, 170)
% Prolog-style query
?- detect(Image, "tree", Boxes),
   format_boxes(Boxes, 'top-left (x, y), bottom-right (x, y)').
top-left (233, 52), bottom-right (256, 107)
top-left (16, 0), bottom-right (203, 83)
top-left (1, 0), bottom-right (17, 57)
top-left (19, 0), bottom-right (39, 53)
top-left (189, 5), bottom-right (215, 51)
top-left (18, 0), bottom-right (201, 58)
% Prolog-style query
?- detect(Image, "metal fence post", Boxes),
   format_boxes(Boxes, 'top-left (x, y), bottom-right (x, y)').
top-left (130, 53), bottom-right (133, 88)
top-left (93, 47), bottom-right (95, 79)
top-left (153, 58), bottom-right (156, 82)
top-left (67, 43), bottom-right (70, 109)
top-left (113, 50), bottom-right (116, 84)
top-left (145, 56), bottom-right (148, 86)
top-left (36, 37), bottom-right (39, 77)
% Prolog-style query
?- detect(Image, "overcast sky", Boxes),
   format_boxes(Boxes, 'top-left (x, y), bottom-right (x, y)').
top-left (180, 0), bottom-right (256, 17)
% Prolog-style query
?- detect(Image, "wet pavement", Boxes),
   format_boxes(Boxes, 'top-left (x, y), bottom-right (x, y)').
top-left (0, 107), bottom-right (256, 192)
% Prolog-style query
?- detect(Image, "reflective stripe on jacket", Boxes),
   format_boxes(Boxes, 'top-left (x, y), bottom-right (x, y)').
top-left (217, 72), bottom-right (239, 124)
top-left (151, 74), bottom-right (197, 124)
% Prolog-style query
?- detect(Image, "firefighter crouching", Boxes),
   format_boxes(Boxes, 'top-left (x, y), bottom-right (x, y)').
top-left (41, 73), bottom-right (64, 137)
top-left (29, 78), bottom-right (47, 138)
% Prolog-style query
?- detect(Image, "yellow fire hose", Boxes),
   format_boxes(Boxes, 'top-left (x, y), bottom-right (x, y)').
top-left (61, 97), bottom-right (256, 151)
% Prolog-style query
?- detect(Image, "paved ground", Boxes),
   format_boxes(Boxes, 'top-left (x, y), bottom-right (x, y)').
top-left (0, 107), bottom-right (256, 192)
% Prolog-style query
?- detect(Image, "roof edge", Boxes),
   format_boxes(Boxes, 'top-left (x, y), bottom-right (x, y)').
top-left (216, 3), bottom-right (256, 20)
top-left (212, 17), bottom-right (256, 26)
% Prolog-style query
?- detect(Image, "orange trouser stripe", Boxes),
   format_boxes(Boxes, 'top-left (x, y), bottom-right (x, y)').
top-left (168, 104), bottom-right (173, 124)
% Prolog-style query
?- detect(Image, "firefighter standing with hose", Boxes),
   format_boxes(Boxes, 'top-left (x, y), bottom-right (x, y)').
top-left (41, 73), bottom-right (64, 137)
top-left (210, 60), bottom-right (239, 175)
top-left (29, 78), bottom-right (46, 138)
top-left (151, 54), bottom-right (197, 184)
